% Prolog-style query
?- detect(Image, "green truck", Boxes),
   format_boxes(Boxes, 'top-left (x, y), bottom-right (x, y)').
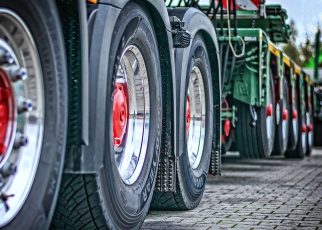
top-left (0, 0), bottom-right (317, 229)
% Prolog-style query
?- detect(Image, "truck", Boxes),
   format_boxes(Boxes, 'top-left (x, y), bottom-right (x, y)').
top-left (0, 0), bottom-right (316, 229)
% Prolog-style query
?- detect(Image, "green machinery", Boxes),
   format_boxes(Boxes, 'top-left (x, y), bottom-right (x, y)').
top-left (173, 0), bottom-right (315, 159)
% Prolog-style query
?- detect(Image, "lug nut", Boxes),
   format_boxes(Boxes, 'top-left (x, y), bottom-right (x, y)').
top-left (0, 163), bottom-right (17, 178)
top-left (14, 133), bottom-right (29, 149)
top-left (17, 98), bottom-right (33, 113)
top-left (0, 49), bottom-right (14, 65)
top-left (6, 66), bottom-right (28, 82)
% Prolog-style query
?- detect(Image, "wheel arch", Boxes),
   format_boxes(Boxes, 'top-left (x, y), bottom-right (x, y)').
top-left (168, 7), bottom-right (222, 175)
top-left (67, 0), bottom-right (178, 175)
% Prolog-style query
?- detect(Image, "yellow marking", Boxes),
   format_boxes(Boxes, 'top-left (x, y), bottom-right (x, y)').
top-left (294, 65), bottom-right (301, 75)
top-left (87, 0), bottom-right (97, 4)
top-left (282, 56), bottom-right (291, 67)
top-left (305, 76), bottom-right (309, 83)
top-left (269, 43), bottom-right (280, 57)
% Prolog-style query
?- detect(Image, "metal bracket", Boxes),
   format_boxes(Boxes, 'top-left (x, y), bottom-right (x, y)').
top-left (169, 16), bottom-right (191, 48)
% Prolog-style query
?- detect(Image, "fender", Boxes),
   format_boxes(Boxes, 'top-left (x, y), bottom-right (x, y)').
top-left (169, 7), bottom-right (222, 175)
top-left (65, 0), bottom-right (177, 173)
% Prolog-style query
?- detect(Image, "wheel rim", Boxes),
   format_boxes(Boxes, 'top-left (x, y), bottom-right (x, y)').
top-left (292, 108), bottom-right (298, 141)
top-left (281, 98), bottom-right (289, 146)
top-left (301, 117), bottom-right (307, 152)
top-left (0, 10), bottom-right (44, 225)
top-left (113, 45), bottom-right (150, 185)
top-left (266, 102), bottom-right (273, 140)
top-left (306, 112), bottom-right (313, 147)
top-left (186, 66), bottom-right (206, 170)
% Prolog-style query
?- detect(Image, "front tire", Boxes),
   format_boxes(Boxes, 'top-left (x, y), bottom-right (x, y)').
top-left (272, 79), bottom-right (290, 155)
top-left (52, 3), bottom-right (162, 229)
top-left (0, 1), bottom-right (68, 229)
top-left (152, 34), bottom-right (213, 210)
top-left (235, 76), bottom-right (275, 159)
top-left (285, 79), bottom-right (307, 158)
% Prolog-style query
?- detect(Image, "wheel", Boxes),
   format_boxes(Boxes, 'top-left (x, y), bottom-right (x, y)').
top-left (151, 34), bottom-right (213, 210)
top-left (0, 1), bottom-right (68, 229)
top-left (52, 2), bottom-right (162, 229)
top-left (286, 81), bottom-right (299, 151)
top-left (285, 80), bottom-right (307, 158)
top-left (235, 74), bottom-right (275, 158)
top-left (272, 79), bottom-right (290, 155)
top-left (306, 104), bottom-right (314, 156)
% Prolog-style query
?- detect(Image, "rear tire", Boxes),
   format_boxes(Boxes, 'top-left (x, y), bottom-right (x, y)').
top-left (52, 3), bottom-right (162, 229)
top-left (287, 81), bottom-right (299, 151)
top-left (235, 76), bottom-right (275, 159)
top-left (272, 79), bottom-right (290, 155)
top-left (0, 1), bottom-right (68, 229)
top-left (285, 79), bottom-right (307, 158)
top-left (151, 34), bottom-right (213, 210)
top-left (306, 107), bottom-right (313, 156)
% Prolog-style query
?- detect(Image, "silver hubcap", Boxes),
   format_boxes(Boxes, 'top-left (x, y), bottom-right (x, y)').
top-left (302, 129), bottom-right (307, 151)
top-left (281, 99), bottom-right (289, 148)
top-left (292, 105), bottom-right (298, 143)
top-left (306, 112), bottom-right (312, 147)
top-left (186, 66), bottom-right (206, 170)
top-left (113, 45), bottom-right (150, 185)
top-left (266, 98), bottom-right (273, 141)
top-left (0, 10), bottom-right (44, 225)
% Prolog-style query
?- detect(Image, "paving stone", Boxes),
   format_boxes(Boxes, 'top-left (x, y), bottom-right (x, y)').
top-left (142, 150), bottom-right (322, 229)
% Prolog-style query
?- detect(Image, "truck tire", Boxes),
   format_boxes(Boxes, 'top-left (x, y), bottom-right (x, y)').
top-left (272, 79), bottom-right (290, 155)
top-left (235, 76), bottom-right (275, 158)
top-left (285, 82), bottom-right (307, 158)
top-left (0, 1), bottom-right (68, 229)
top-left (306, 110), bottom-right (313, 156)
top-left (52, 3), bottom-right (162, 229)
top-left (151, 34), bottom-right (213, 210)
top-left (287, 83), bottom-right (299, 151)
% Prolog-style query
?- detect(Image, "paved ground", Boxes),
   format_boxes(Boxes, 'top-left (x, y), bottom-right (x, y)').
top-left (142, 149), bottom-right (322, 229)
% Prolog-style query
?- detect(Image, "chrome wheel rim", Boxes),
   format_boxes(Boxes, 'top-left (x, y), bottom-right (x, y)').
top-left (0, 10), bottom-right (44, 226)
top-left (113, 45), bottom-right (150, 185)
top-left (301, 129), bottom-right (306, 151)
top-left (281, 99), bottom-right (289, 147)
top-left (292, 104), bottom-right (298, 143)
top-left (186, 66), bottom-right (206, 170)
top-left (266, 94), bottom-right (274, 140)
top-left (306, 112), bottom-right (313, 147)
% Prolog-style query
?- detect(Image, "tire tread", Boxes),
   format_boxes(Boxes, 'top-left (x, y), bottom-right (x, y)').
top-left (51, 174), bottom-right (107, 230)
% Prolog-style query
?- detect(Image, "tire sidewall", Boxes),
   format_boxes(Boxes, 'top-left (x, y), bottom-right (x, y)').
top-left (0, 1), bottom-right (67, 229)
top-left (260, 75), bottom-right (275, 157)
top-left (179, 34), bottom-right (213, 203)
top-left (97, 2), bottom-right (161, 228)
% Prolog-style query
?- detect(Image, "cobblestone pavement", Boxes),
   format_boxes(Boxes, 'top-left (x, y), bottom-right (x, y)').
top-left (142, 149), bottom-right (322, 229)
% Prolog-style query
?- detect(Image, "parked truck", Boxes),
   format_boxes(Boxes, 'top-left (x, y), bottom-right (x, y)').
top-left (0, 0), bottom-right (316, 229)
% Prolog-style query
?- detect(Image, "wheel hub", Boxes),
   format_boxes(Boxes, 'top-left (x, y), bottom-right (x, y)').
top-left (308, 124), bottom-right (313, 132)
top-left (0, 68), bottom-right (14, 158)
top-left (301, 124), bottom-right (307, 133)
top-left (186, 95), bottom-right (191, 136)
top-left (113, 83), bottom-right (128, 147)
top-left (282, 109), bottom-right (289, 120)
top-left (266, 103), bottom-right (273, 117)
top-left (186, 66), bottom-right (206, 170)
top-left (0, 10), bottom-right (44, 226)
top-left (292, 109), bottom-right (298, 119)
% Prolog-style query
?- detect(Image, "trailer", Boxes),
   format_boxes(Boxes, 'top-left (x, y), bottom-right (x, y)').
top-left (0, 0), bottom-right (316, 229)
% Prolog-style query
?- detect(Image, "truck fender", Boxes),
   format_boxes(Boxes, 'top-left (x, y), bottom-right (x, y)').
top-left (168, 7), bottom-right (222, 174)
